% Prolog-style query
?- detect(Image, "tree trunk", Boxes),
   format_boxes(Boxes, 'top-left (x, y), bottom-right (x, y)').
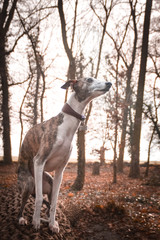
top-left (129, 0), bottom-right (153, 178)
top-left (92, 162), bottom-right (100, 175)
top-left (58, 0), bottom-right (84, 190)
top-left (72, 128), bottom-right (86, 191)
top-left (117, 0), bottom-right (138, 173)
top-left (117, 86), bottom-right (129, 172)
top-left (33, 64), bottom-right (40, 125)
top-left (145, 127), bottom-right (155, 177)
top-left (113, 118), bottom-right (117, 184)
top-left (0, 39), bottom-right (12, 164)
top-left (117, 67), bottom-right (132, 172)
top-left (100, 146), bottom-right (105, 165)
top-left (58, 0), bottom-right (76, 80)
top-left (0, 0), bottom-right (18, 164)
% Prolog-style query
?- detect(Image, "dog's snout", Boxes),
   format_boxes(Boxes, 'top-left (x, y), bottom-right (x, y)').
top-left (106, 82), bottom-right (112, 87)
top-left (105, 82), bottom-right (112, 90)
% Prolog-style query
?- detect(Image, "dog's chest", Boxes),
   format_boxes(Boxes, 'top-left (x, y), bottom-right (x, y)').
top-left (44, 119), bottom-right (77, 171)
top-left (44, 141), bottom-right (72, 172)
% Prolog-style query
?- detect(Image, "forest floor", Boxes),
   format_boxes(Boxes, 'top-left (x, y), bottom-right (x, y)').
top-left (0, 161), bottom-right (160, 240)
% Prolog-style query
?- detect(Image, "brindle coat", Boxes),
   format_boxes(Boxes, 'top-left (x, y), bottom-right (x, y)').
top-left (17, 77), bottom-right (112, 233)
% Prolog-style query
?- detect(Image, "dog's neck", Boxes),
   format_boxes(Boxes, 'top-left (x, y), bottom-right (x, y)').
top-left (68, 92), bottom-right (87, 113)
top-left (62, 92), bottom-right (87, 121)
top-left (62, 103), bottom-right (85, 121)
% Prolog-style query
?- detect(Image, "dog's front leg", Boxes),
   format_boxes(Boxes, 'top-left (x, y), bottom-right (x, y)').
top-left (32, 157), bottom-right (45, 230)
top-left (49, 168), bottom-right (64, 233)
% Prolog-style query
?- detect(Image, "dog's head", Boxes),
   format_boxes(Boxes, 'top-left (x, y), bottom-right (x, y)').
top-left (61, 77), bottom-right (112, 102)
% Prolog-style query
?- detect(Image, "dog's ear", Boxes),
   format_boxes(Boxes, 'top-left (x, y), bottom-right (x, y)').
top-left (61, 80), bottom-right (77, 89)
top-left (61, 81), bottom-right (71, 89)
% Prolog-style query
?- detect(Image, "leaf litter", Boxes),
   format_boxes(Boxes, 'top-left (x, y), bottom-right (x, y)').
top-left (0, 162), bottom-right (160, 240)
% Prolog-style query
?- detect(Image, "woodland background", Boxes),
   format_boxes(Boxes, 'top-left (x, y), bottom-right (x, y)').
top-left (0, 0), bottom-right (160, 188)
top-left (0, 1), bottom-right (160, 239)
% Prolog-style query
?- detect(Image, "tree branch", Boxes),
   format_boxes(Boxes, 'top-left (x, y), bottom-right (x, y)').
top-left (4, 0), bottom-right (18, 34)
top-left (58, 0), bottom-right (73, 62)
top-left (0, 0), bottom-right (9, 29)
top-left (71, 0), bottom-right (78, 51)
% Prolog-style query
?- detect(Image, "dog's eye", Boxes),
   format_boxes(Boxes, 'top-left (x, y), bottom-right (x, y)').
top-left (87, 78), bottom-right (93, 83)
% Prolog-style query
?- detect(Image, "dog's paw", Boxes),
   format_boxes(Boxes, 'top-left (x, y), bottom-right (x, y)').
top-left (19, 217), bottom-right (27, 225)
top-left (49, 221), bottom-right (59, 233)
top-left (32, 217), bottom-right (40, 230)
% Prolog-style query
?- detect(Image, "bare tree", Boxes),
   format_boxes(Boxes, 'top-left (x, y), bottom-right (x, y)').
top-left (58, 0), bottom-right (82, 190)
top-left (117, 0), bottom-right (138, 172)
top-left (0, 0), bottom-right (18, 164)
top-left (20, 30), bottom-right (46, 127)
top-left (58, 0), bottom-right (115, 190)
top-left (16, 3), bottom-right (56, 148)
top-left (144, 4), bottom-right (160, 142)
top-left (19, 76), bottom-right (32, 151)
top-left (72, 54), bottom-right (86, 191)
top-left (90, 0), bottom-right (118, 183)
top-left (145, 127), bottom-right (155, 177)
top-left (58, 0), bottom-right (86, 190)
top-left (105, 8), bottom-right (133, 182)
top-left (58, 0), bottom-right (76, 81)
top-left (0, 0), bottom-right (55, 164)
top-left (72, 0), bottom-right (114, 190)
top-left (129, 0), bottom-right (153, 178)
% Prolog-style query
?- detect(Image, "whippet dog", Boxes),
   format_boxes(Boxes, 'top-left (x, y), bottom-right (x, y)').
top-left (17, 77), bottom-right (112, 233)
